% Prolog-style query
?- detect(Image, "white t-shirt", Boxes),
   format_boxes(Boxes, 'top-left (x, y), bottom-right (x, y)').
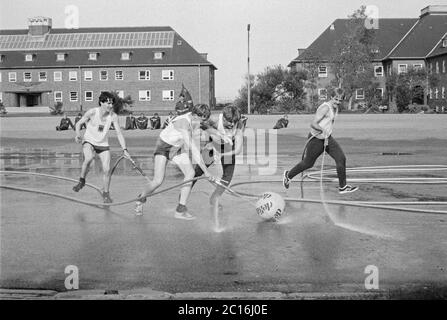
top-left (159, 112), bottom-right (192, 147)
top-left (310, 102), bottom-right (336, 139)
top-left (83, 108), bottom-right (114, 147)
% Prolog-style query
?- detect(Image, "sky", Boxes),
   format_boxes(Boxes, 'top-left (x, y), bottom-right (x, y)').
top-left (0, 0), bottom-right (444, 101)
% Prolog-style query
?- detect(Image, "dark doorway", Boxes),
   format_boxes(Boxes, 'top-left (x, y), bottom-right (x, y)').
top-left (412, 86), bottom-right (424, 105)
top-left (25, 94), bottom-right (40, 106)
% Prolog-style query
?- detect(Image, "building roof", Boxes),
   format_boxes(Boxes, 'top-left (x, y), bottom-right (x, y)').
top-left (385, 14), bottom-right (447, 59)
top-left (289, 18), bottom-right (417, 65)
top-left (0, 26), bottom-right (216, 69)
top-left (426, 34), bottom-right (447, 59)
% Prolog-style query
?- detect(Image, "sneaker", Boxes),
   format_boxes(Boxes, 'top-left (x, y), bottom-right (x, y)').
top-left (73, 180), bottom-right (85, 192)
top-left (283, 170), bottom-right (290, 189)
top-left (175, 204), bottom-right (196, 220)
top-left (134, 201), bottom-right (144, 216)
top-left (175, 211), bottom-right (196, 220)
top-left (339, 185), bottom-right (358, 194)
top-left (102, 192), bottom-right (113, 203)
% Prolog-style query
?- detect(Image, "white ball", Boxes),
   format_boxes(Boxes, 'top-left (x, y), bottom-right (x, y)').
top-left (255, 192), bottom-right (285, 220)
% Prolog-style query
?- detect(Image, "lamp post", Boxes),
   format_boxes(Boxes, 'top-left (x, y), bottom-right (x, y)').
top-left (247, 24), bottom-right (251, 115)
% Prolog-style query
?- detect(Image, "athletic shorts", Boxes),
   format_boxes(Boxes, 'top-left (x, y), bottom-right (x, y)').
top-left (82, 141), bottom-right (110, 154)
top-left (153, 138), bottom-right (182, 160)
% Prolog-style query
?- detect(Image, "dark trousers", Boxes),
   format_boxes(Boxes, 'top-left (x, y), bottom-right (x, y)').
top-left (192, 150), bottom-right (236, 199)
top-left (288, 134), bottom-right (347, 187)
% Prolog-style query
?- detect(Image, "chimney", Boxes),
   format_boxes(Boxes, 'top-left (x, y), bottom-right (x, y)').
top-left (420, 5), bottom-right (447, 17)
top-left (199, 53), bottom-right (208, 60)
top-left (28, 16), bottom-right (52, 36)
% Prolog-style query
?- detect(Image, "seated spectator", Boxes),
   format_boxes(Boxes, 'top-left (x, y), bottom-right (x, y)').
top-left (74, 112), bottom-right (86, 130)
top-left (135, 113), bottom-right (148, 130)
top-left (149, 113), bottom-right (161, 130)
top-left (56, 113), bottom-right (75, 131)
top-left (162, 111), bottom-right (176, 129)
top-left (124, 112), bottom-right (137, 130)
top-left (273, 114), bottom-right (289, 130)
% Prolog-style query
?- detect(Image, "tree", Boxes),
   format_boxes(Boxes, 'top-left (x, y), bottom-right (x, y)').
top-left (235, 65), bottom-right (307, 114)
top-left (111, 91), bottom-right (134, 114)
top-left (329, 6), bottom-right (378, 110)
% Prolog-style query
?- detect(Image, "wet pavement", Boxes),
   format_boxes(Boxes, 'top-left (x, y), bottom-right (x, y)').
top-left (1, 115), bottom-right (447, 298)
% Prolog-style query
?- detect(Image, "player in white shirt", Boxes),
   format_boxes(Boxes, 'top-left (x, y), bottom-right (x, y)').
top-left (282, 88), bottom-right (358, 194)
top-left (73, 91), bottom-right (130, 203)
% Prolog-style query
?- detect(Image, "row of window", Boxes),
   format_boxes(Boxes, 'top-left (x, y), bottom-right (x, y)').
top-left (318, 86), bottom-right (446, 100)
top-left (318, 88), bottom-right (384, 100)
top-left (0, 51), bottom-right (165, 63)
top-left (0, 69), bottom-right (175, 82)
top-left (317, 61), bottom-right (446, 78)
top-left (52, 90), bottom-right (176, 103)
top-left (429, 87), bottom-right (446, 100)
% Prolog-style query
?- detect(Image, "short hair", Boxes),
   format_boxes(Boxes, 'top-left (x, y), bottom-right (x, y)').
top-left (98, 91), bottom-right (115, 105)
top-left (330, 88), bottom-right (345, 99)
top-left (222, 105), bottom-right (241, 124)
top-left (192, 104), bottom-right (211, 121)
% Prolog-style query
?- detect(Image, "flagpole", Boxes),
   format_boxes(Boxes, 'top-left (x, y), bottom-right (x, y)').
top-left (247, 23), bottom-right (251, 115)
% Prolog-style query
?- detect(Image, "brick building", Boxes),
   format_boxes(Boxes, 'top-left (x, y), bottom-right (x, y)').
top-left (289, 5), bottom-right (447, 110)
top-left (0, 17), bottom-right (217, 113)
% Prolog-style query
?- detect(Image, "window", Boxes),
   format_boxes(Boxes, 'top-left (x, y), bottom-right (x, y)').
top-left (429, 88), bottom-right (433, 99)
top-left (318, 65), bottom-right (327, 77)
top-left (429, 63), bottom-right (433, 73)
top-left (436, 62), bottom-right (439, 74)
top-left (88, 52), bottom-right (98, 60)
top-left (435, 88), bottom-right (439, 99)
top-left (84, 91), bottom-right (93, 102)
top-left (442, 39), bottom-right (447, 48)
top-left (70, 91), bottom-right (78, 102)
top-left (84, 71), bottom-right (93, 81)
top-left (442, 87), bottom-right (445, 99)
top-left (413, 64), bottom-right (423, 71)
top-left (115, 70), bottom-right (123, 80)
top-left (398, 64), bottom-right (407, 74)
top-left (69, 71), bottom-right (77, 81)
top-left (443, 60), bottom-right (446, 73)
top-left (318, 88), bottom-right (327, 100)
top-left (100, 70), bottom-right (108, 81)
top-left (374, 66), bottom-right (383, 77)
top-left (56, 53), bottom-right (66, 61)
top-left (355, 89), bottom-right (365, 100)
top-left (162, 70), bottom-right (174, 80)
top-left (54, 91), bottom-right (63, 102)
top-left (54, 71), bottom-right (62, 81)
top-left (162, 90), bottom-right (174, 101)
top-left (375, 88), bottom-right (384, 97)
top-left (139, 90), bottom-right (151, 101)
top-left (154, 52), bottom-right (163, 60)
top-left (25, 54), bottom-right (33, 62)
top-left (121, 52), bottom-right (131, 60)
top-left (9, 72), bottom-right (17, 82)
top-left (116, 90), bottom-right (124, 98)
top-left (0, 54), bottom-right (4, 63)
top-left (23, 72), bottom-right (32, 82)
top-left (38, 71), bottom-right (47, 81)
top-left (0, 92), bottom-right (2, 102)
top-left (139, 70), bottom-right (150, 80)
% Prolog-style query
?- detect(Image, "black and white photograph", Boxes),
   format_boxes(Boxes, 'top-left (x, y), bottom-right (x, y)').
top-left (0, 0), bottom-right (446, 309)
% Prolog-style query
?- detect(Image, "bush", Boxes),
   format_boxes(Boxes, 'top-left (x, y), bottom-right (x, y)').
top-left (50, 102), bottom-right (63, 115)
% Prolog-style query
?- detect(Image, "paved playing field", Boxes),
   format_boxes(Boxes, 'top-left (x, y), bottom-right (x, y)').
top-left (1, 114), bottom-right (446, 298)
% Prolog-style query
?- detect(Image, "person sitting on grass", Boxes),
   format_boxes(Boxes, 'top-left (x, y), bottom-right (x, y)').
top-left (149, 113), bottom-right (161, 129)
top-left (136, 113), bottom-right (148, 129)
top-left (56, 113), bottom-right (75, 131)
top-left (74, 113), bottom-right (86, 130)
top-left (273, 114), bottom-right (289, 129)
